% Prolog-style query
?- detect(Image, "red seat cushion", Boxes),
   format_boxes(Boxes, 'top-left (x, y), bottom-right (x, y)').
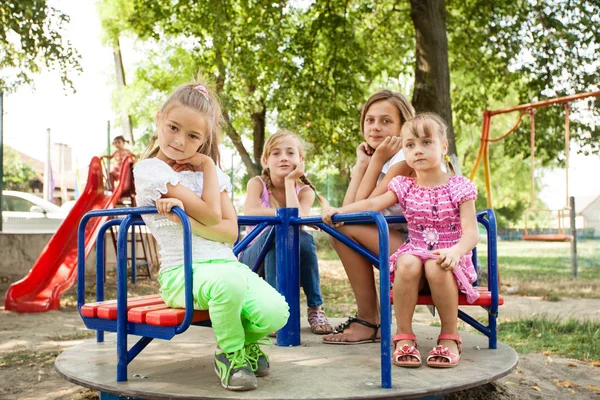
top-left (82, 294), bottom-right (210, 327)
top-left (391, 287), bottom-right (504, 307)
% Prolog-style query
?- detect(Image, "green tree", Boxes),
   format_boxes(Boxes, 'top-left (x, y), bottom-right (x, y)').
top-left (98, 0), bottom-right (600, 221)
top-left (2, 147), bottom-right (40, 191)
top-left (0, 0), bottom-right (81, 91)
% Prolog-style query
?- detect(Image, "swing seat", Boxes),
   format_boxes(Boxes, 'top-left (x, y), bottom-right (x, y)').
top-left (522, 233), bottom-right (572, 242)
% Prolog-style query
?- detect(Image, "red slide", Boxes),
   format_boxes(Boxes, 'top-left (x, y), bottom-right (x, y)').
top-left (4, 156), bottom-right (134, 313)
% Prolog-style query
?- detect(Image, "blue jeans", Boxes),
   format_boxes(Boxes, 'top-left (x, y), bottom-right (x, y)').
top-left (239, 228), bottom-right (324, 308)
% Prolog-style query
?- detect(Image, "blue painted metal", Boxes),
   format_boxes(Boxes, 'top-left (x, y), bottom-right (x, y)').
top-left (79, 206), bottom-right (499, 390)
top-left (95, 218), bottom-right (123, 343)
top-left (77, 206), bottom-right (194, 382)
top-left (130, 225), bottom-right (136, 284)
top-left (275, 208), bottom-right (301, 346)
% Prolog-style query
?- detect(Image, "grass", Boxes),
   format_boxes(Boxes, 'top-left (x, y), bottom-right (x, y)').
top-left (497, 315), bottom-right (600, 361)
top-left (0, 350), bottom-right (59, 368)
top-left (477, 240), bottom-right (600, 298)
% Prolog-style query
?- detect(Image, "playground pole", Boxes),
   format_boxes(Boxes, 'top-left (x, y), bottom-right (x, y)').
top-left (107, 120), bottom-right (111, 156)
top-left (570, 196), bottom-right (578, 278)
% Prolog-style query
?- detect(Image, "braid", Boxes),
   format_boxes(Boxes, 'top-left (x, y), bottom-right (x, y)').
top-left (299, 175), bottom-right (329, 209)
top-left (261, 168), bottom-right (280, 208)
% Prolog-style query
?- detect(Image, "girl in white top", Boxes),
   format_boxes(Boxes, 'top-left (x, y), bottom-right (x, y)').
top-left (324, 90), bottom-right (415, 345)
top-left (133, 78), bottom-right (289, 392)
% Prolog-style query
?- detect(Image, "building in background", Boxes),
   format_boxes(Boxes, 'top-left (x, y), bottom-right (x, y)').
top-left (7, 144), bottom-right (77, 205)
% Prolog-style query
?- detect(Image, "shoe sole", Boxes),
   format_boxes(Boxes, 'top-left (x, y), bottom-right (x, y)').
top-left (213, 366), bottom-right (257, 391)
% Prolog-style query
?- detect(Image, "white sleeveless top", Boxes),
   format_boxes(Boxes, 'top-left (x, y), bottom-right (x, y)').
top-left (133, 158), bottom-right (237, 273)
top-left (379, 150), bottom-right (405, 217)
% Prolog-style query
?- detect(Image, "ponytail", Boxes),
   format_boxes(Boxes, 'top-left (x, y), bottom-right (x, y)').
top-left (445, 154), bottom-right (456, 176)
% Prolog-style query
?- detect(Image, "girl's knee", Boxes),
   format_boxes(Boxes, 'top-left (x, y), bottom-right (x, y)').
top-left (424, 261), bottom-right (451, 283)
top-left (395, 256), bottom-right (422, 280)
top-left (250, 295), bottom-right (289, 331)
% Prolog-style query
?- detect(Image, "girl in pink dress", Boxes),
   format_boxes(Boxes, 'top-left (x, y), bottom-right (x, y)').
top-left (322, 113), bottom-right (479, 369)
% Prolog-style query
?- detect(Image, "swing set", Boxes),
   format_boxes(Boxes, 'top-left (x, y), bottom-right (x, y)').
top-left (469, 90), bottom-right (600, 242)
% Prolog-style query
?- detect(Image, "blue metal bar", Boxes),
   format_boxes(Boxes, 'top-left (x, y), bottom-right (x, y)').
top-left (171, 206), bottom-right (195, 335)
top-left (131, 225), bottom-right (136, 284)
top-left (250, 227), bottom-right (276, 274)
top-left (127, 336), bottom-right (154, 362)
top-left (116, 214), bottom-right (133, 382)
top-left (95, 218), bottom-right (123, 343)
top-left (275, 208), bottom-right (301, 346)
top-left (301, 212), bottom-right (391, 388)
top-left (233, 222), bottom-right (272, 255)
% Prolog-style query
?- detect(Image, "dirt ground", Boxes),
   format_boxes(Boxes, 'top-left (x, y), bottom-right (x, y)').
top-left (1, 276), bottom-right (599, 399)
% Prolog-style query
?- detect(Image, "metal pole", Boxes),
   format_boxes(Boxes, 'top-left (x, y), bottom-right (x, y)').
top-left (107, 120), bottom-right (111, 156)
top-left (570, 196), bottom-right (578, 278)
top-left (0, 91), bottom-right (4, 232)
top-left (44, 128), bottom-right (51, 201)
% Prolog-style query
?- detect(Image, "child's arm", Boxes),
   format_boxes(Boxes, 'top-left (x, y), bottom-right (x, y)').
top-left (368, 161), bottom-right (413, 198)
top-left (342, 143), bottom-right (372, 206)
top-left (284, 161), bottom-right (314, 217)
top-left (244, 177), bottom-right (276, 217)
top-left (161, 192), bottom-right (239, 243)
top-left (355, 137), bottom-right (402, 201)
top-left (322, 191), bottom-right (397, 225)
top-left (433, 199), bottom-right (479, 270)
top-left (163, 155), bottom-right (222, 226)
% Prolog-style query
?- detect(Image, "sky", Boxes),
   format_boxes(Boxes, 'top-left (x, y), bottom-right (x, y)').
top-left (3, 1), bottom-right (599, 211)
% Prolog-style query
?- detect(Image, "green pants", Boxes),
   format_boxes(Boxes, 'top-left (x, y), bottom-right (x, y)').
top-left (158, 259), bottom-right (290, 353)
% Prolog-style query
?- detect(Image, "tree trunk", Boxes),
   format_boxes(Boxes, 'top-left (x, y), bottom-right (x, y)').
top-left (214, 47), bottom-right (260, 176)
top-left (112, 37), bottom-right (134, 145)
top-left (251, 102), bottom-right (266, 169)
top-left (410, 0), bottom-right (459, 171)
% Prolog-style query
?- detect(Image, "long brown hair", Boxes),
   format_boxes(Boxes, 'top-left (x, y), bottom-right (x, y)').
top-left (141, 74), bottom-right (224, 166)
top-left (260, 130), bottom-right (329, 209)
top-left (400, 113), bottom-right (456, 175)
top-left (360, 90), bottom-right (415, 136)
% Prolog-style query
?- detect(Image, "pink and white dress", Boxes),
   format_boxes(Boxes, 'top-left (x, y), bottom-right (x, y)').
top-left (387, 175), bottom-right (480, 303)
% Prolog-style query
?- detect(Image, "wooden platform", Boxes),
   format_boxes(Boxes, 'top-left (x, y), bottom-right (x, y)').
top-left (55, 320), bottom-right (518, 400)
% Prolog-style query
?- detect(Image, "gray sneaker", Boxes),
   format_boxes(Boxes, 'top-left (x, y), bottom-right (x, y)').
top-left (245, 342), bottom-right (270, 377)
top-left (214, 348), bottom-right (257, 391)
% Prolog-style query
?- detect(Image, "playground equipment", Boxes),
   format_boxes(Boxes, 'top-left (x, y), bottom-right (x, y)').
top-left (470, 91), bottom-right (600, 242)
top-left (56, 206), bottom-right (516, 400)
top-left (4, 156), bottom-right (134, 313)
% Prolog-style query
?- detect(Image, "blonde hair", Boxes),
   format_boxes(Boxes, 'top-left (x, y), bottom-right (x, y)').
top-left (400, 113), bottom-right (456, 175)
top-left (360, 90), bottom-right (415, 135)
top-left (260, 129), bottom-right (328, 209)
top-left (141, 75), bottom-right (224, 165)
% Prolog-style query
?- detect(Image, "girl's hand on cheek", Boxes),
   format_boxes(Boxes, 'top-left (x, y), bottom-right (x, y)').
top-left (166, 159), bottom-right (194, 172)
top-left (356, 142), bottom-right (374, 164)
top-left (373, 136), bottom-right (402, 163)
top-left (177, 153), bottom-right (213, 172)
top-left (285, 161), bottom-right (305, 181)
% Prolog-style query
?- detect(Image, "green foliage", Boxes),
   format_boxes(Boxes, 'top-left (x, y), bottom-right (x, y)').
top-left (98, 0), bottom-right (600, 222)
top-left (2, 147), bottom-right (41, 191)
top-left (0, 0), bottom-right (81, 91)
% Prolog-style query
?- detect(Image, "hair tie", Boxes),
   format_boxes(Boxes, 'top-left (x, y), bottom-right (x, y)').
top-left (444, 154), bottom-right (450, 163)
top-left (194, 85), bottom-right (209, 100)
top-left (267, 190), bottom-right (272, 195)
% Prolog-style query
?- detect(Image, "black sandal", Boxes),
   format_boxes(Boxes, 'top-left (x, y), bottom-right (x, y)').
top-left (322, 314), bottom-right (381, 345)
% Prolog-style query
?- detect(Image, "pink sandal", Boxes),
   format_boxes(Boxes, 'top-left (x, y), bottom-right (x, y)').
top-left (392, 333), bottom-right (421, 368)
top-left (426, 334), bottom-right (462, 368)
